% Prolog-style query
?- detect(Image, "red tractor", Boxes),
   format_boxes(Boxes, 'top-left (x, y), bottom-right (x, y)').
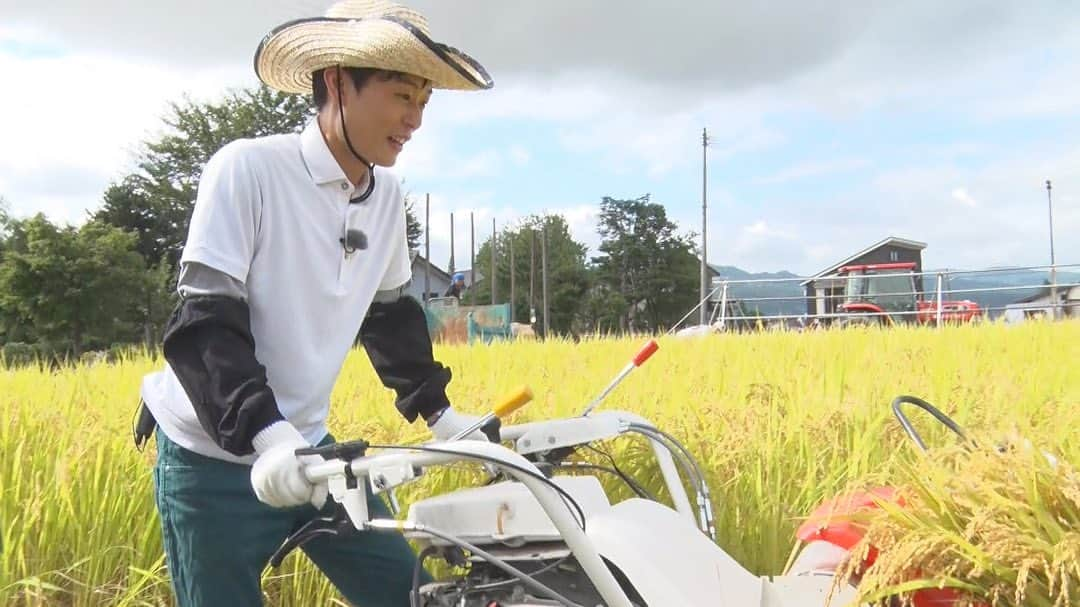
top-left (836, 262), bottom-right (982, 326)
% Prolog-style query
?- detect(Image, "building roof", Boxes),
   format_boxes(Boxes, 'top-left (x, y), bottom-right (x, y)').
top-left (410, 251), bottom-right (453, 283)
top-left (1014, 282), bottom-right (1057, 304)
top-left (1016, 288), bottom-right (1051, 304)
top-left (800, 236), bottom-right (928, 286)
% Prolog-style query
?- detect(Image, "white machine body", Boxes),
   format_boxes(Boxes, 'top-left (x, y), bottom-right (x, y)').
top-left (402, 411), bottom-right (861, 606)
top-left (406, 476), bottom-right (611, 547)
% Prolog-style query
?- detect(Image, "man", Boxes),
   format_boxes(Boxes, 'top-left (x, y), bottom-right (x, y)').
top-left (137, 2), bottom-right (494, 605)
top-left (444, 272), bottom-right (466, 299)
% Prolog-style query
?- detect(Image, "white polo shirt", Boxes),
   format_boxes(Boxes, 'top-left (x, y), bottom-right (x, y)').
top-left (140, 119), bottom-right (411, 464)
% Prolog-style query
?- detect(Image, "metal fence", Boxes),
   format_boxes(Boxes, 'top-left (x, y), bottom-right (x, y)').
top-left (671, 262), bottom-right (1080, 333)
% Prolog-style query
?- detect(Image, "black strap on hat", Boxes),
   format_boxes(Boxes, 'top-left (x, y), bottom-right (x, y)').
top-left (336, 66), bottom-right (377, 203)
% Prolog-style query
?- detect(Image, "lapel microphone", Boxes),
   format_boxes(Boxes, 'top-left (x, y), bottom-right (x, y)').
top-left (340, 229), bottom-right (368, 254)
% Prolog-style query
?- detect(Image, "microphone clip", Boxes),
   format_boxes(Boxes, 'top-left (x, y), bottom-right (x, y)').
top-left (340, 229), bottom-right (368, 255)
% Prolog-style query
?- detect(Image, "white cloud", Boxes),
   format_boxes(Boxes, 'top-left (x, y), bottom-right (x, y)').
top-left (806, 245), bottom-right (836, 267)
top-left (556, 101), bottom-right (785, 179)
top-left (705, 143), bottom-right (1080, 274)
top-left (457, 150), bottom-right (502, 178)
top-left (2, 0), bottom-right (1079, 282)
top-left (0, 23), bottom-right (64, 57)
top-left (0, 39), bottom-right (249, 223)
top-left (417, 191), bottom-right (493, 269)
top-left (433, 75), bottom-right (615, 124)
top-left (951, 187), bottom-right (978, 208)
top-left (707, 220), bottom-right (807, 273)
top-left (7, 2), bottom-right (1077, 97)
top-left (745, 221), bottom-right (776, 237)
top-left (400, 145), bottom-right (504, 182)
top-left (392, 130), bottom-right (442, 181)
top-left (733, 220), bottom-right (798, 254)
top-left (756, 158), bottom-right (871, 185)
top-left (551, 204), bottom-right (601, 253)
top-left (413, 195), bottom-right (603, 272)
top-left (509, 145), bottom-right (530, 166)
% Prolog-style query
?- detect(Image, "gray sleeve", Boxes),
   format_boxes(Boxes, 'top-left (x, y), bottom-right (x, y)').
top-left (177, 262), bottom-right (248, 301)
top-left (371, 280), bottom-right (411, 304)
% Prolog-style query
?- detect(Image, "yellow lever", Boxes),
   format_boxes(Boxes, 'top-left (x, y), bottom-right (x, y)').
top-left (448, 385), bottom-right (535, 441)
top-left (493, 385), bottom-right (534, 419)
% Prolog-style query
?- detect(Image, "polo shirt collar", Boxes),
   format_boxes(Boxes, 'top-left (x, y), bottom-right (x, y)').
top-left (300, 119), bottom-right (347, 186)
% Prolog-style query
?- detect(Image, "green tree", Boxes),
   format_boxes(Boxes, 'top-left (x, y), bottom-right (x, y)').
top-left (94, 176), bottom-right (172, 270)
top-left (0, 197), bottom-right (16, 343)
top-left (0, 215), bottom-right (147, 357)
top-left (470, 214), bottom-right (589, 335)
top-left (404, 194), bottom-right (423, 251)
top-left (591, 195), bottom-right (700, 332)
top-left (576, 278), bottom-right (629, 335)
top-left (0, 197), bottom-right (10, 265)
top-left (0, 196), bottom-right (10, 235)
top-left (140, 258), bottom-right (178, 348)
top-left (91, 178), bottom-right (181, 348)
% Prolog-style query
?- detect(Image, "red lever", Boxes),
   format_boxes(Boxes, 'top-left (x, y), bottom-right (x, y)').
top-left (632, 339), bottom-right (659, 367)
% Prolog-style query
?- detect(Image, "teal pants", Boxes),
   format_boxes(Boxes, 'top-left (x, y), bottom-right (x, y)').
top-left (153, 429), bottom-right (431, 606)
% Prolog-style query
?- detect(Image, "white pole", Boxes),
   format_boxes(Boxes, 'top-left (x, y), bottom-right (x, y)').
top-left (424, 193), bottom-right (430, 303)
top-left (1047, 180), bottom-right (1058, 319)
top-left (719, 282), bottom-right (729, 330)
top-left (936, 272), bottom-right (944, 327)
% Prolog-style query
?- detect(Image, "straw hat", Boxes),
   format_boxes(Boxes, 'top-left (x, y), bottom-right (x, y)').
top-left (254, 0), bottom-right (493, 95)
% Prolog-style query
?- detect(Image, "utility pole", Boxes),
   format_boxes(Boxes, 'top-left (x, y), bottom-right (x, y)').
top-left (448, 212), bottom-right (455, 274)
top-left (509, 232), bottom-right (516, 321)
top-left (424, 193), bottom-right (430, 303)
top-left (700, 127), bottom-right (710, 326)
top-left (542, 218), bottom-right (549, 337)
top-left (491, 217), bottom-right (497, 305)
top-left (530, 228), bottom-right (536, 326)
top-left (1047, 180), bottom-right (1058, 319)
top-left (470, 212), bottom-right (475, 306)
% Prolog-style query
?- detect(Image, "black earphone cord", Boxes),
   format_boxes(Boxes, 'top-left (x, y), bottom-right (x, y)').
top-left (337, 66), bottom-right (376, 203)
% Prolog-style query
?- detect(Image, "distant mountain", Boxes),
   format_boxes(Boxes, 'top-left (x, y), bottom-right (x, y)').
top-left (707, 265), bottom-right (800, 282)
top-left (707, 265), bottom-right (804, 317)
top-left (706, 265), bottom-right (1080, 319)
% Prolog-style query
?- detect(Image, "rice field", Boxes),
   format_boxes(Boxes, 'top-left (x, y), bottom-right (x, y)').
top-left (1, 321), bottom-right (1078, 606)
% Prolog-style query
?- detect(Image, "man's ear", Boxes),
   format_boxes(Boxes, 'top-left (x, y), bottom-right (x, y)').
top-left (323, 67), bottom-right (342, 104)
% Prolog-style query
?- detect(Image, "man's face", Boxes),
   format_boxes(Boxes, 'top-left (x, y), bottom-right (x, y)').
top-left (342, 71), bottom-right (432, 167)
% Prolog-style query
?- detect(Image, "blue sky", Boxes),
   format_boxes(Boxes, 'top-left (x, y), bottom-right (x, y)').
top-left (1, 1), bottom-right (1077, 276)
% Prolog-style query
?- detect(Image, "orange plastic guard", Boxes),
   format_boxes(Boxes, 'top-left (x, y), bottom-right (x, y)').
top-left (493, 385), bottom-right (534, 418)
top-left (632, 340), bottom-right (659, 366)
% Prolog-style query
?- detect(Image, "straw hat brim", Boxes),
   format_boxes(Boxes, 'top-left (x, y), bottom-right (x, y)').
top-left (255, 16), bottom-right (493, 94)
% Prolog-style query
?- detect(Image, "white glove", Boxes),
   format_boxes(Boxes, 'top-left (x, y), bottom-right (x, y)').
top-left (428, 406), bottom-right (493, 442)
top-left (250, 421), bottom-right (328, 509)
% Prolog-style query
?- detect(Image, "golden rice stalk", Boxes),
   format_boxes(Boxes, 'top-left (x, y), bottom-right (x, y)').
top-left (844, 437), bottom-right (1080, 607)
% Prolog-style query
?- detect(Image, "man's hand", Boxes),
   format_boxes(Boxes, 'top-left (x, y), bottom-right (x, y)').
top-left (250, 421), bottom-right (328, 509)
top-left (427, 406), bottom-right (500, 442)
